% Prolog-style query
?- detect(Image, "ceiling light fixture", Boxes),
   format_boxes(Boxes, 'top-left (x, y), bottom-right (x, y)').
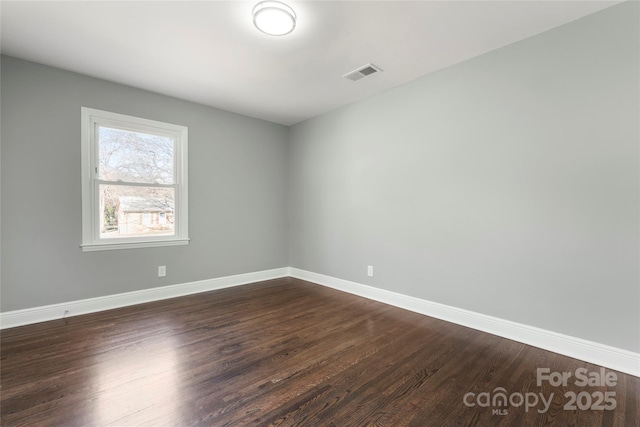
top-left (253, 1), bottom-right (296, 36)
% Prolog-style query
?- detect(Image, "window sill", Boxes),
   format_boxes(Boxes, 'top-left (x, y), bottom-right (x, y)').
top-left (81, 238), bottom-right (190, 252)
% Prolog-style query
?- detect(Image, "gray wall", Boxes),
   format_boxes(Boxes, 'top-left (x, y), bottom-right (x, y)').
top-left (1, 56), bottom-right (289, 311)
top-left (2, 2), bottom-right (638, 353)
top-left (288, 2), bottom-right (640, 352)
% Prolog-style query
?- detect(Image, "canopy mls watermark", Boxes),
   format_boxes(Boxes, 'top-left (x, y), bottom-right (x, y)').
top-left (463, 367), bottom-right (618, 416)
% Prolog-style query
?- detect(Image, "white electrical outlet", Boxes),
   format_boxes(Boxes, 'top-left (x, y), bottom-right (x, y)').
top-left (158, 265), bottom-right (167, 277)
top-left (367, 265), bottom-right (374, 277)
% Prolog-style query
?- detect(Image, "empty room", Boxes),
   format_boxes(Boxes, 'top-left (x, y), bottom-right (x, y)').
top-left (1, 0), bottom-right (638, 426)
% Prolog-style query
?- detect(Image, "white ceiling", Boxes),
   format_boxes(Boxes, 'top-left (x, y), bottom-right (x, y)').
top-left (0, 0), bottom-right (622, 125)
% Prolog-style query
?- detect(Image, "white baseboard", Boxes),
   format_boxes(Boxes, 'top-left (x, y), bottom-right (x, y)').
top-left (2, 266), bottom-right (638, 377)
top-left (0, 267), bottom-right (288, 330)
top-left (288, 267), bottom-right (640, 377)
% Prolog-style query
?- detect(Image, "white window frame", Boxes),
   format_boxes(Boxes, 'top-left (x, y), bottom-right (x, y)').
top-left (81, 107), bottom-right (189, 251)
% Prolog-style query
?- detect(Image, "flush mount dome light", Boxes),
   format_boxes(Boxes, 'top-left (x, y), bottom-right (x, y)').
top-left (253, 1), bottom-right (296, 36)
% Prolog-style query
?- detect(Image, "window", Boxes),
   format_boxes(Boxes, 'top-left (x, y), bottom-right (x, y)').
top-left (81, 107), bottom-right (188, 251)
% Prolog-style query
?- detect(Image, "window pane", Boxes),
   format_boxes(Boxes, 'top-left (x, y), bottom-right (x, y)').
top-left (99, 184), bottom-right (175, 238)
top-left (98, 127), bottom-right (174, 184)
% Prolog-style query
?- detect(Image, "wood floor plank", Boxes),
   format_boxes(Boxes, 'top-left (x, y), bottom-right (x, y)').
top-left (1, 277), bottom-right (638, 426)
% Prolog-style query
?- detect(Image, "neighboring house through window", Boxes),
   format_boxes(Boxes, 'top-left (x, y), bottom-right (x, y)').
top-left (81, 107), bottom-right (189, 251)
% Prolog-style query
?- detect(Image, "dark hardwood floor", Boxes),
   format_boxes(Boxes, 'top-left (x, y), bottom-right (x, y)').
top-left (1, 277), bottom-right (638, 426)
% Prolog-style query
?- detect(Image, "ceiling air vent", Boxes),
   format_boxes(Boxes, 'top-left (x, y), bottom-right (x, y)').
top-left (343, 63), bottom-right (383, 82)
